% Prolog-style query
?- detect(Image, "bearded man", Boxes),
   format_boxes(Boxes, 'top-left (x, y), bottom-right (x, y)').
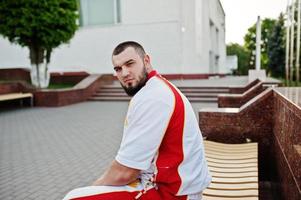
top-left (63, 41), bottom-right (211, 200)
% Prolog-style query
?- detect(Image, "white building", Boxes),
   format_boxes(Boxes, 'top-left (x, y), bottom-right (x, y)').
top-left (0, 0), bottom-right (227, 75)
top-left (226, 55), bottom-right (238, 74)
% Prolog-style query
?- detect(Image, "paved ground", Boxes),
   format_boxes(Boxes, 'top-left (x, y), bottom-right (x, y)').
top-left (1, 75), bottom-right (279, 200)
top-left (0, 102), bottom-right (128, 200)
top-left (0, 101), bottom-right (216, 200)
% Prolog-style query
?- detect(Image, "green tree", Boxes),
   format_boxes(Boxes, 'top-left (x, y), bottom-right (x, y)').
top-left (227, 43), bottom-right (250, 75)
top-left (244, 18), bottom-right (276, 74)
top-left (0, 0), bottom-right (78, 88)
top-left (267, 13), bottom-right (285, 78)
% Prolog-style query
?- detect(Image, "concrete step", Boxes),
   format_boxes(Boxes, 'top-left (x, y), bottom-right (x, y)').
top-left (100, 85), bottom-right (229, 89)
top-left (91, 85), bottom-right (222, 102)
top-left (92, 93), bottom-right (128, 97)
top-left (188, 97), bottom-right (217, 102)
top-left (101, 85), bottom-right (229, 90)
top-left (177, 86), bottom-right (229, 90)
top-left (93, 92), bottom-right (219, 98)
top-left (98, 88), bottom-right (229, 94)
top-left (179, 88), bottom-right (229, 93)
top-left (96, 90), bottom-right (126, 93)
top-left (185, 93), bottom-right (219, 98)
top-left (99, 87), bottom-right (123, 90)
top-left (88, 96), bottom-right (131, 101)
top-left (88, 96), bottom-right (217, 102)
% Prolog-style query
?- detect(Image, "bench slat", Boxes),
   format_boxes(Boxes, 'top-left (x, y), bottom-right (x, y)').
top-left (204, 145), bottom-right (257, 153)
top-left (210, 171), bottom-right (258, 178)
top-left (203, 188), bottom-right (258, 197)
top-left (208, 182), bottom-right (258, 190)
top-left (204, 144), bottom-right (257, 151)
top-left (206, 157), bottom-right (257, 164)
top-left (206, 154), bottom-right (257, 160)
top-left (0, 92), bottom-right (33, 107)
top-left (0, 93), bottom-right (33, 101)
top-left (209, 166), bottom-right (258, 173)
top-left (204, 140), bottom-right (257, 146)
top-left (205, 149), bottom-right (257, 157)
top-left (203, 196), bottom-right (258, 200)
top-left (204, 141), bottom-right (257, 149)
top-left (204, 143), bottom-right (257, 150)
top-left (208, 162), bottom-right (257, 168)
top-left (212, 176), bottom-right (258, 183)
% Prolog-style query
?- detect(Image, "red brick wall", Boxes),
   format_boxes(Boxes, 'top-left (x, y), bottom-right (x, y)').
top-left (50, 72), bottom-right (89, 84)
top-left (0, 83), bottom-right (21, 94)
top-left (218, 82), bottom-right (265, 108)
top-left (199, 88), bottom-right (301, 200)
top-left (0, 68), bottom-right (31, 82)
top-left (272, 91), bottom-right (301, 200)
top-left (34, 74), bottom-right (114, 107)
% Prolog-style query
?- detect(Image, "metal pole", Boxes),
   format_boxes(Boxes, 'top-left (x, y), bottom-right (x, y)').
top-left (296, 0), bottom-right (301, 83)
top-left (256, 16), bottom-right (261, 71)
top-left (290, 0), bottom-right (295, 82)
top-left (285, 0), bottom-right (291, 82)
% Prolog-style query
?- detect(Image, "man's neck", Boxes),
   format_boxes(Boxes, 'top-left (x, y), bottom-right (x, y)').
top-left (147, 70), bottom-right (157, 80)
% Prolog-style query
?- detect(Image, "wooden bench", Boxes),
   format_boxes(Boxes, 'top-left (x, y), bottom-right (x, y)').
top-left (203, 140), bottom-right (259, 200)
top-left (0, 92), bottom-right (33, 107)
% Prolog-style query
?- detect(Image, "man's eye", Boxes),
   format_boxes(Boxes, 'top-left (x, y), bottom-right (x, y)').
top-left (115, 67), bottom-right (121, 72)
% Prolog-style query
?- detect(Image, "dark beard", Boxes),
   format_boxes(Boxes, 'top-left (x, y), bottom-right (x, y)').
top-left (121, 71), bottom-right (148, 97)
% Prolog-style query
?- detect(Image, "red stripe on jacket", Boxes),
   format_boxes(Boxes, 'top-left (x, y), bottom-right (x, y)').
top-left (154, 74), bottom-right (185, 195)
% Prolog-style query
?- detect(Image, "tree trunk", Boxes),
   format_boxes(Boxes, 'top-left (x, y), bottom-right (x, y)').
top-left (36, 63), bottom-right (40, 88)
top-left (29, 45), bottom-right (50, 88)
top-left (30, 62), bottom-right (50, 88)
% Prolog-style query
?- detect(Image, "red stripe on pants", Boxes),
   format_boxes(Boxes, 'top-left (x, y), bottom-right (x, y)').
top-left (70, 187), bottom-right (187, 200)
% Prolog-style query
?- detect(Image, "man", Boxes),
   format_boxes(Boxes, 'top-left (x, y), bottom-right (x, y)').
top-left (63, 41), bottom-right (211, 200)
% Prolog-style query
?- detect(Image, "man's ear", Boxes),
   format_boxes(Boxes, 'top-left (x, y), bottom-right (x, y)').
top-left (143, 55), bottom-right (152, 72)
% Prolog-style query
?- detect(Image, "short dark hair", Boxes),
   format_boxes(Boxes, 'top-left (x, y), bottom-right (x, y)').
top-left (112, 41), bottom-right (146, 59)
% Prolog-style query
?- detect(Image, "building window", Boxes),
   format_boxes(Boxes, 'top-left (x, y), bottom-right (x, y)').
top-left (215, 55), bottom-right (220, 72)
top-left (79, 0), bottom-right (121, 27)
top-left (216, 28), bottom-right (219, 51)
top-left (209, 51), bottom-right (214, 73)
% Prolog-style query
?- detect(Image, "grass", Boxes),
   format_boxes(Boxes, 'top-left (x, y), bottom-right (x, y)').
top-left (285, 81), bottom-right (301, 87)
top-left (283, 80), bottom-right (301, 87)
top-left (272, 77), bottom-right (301, 87)
top-left (47, 83), bottom-right (75, 89)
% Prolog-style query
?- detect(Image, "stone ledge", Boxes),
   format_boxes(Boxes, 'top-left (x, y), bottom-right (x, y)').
top-left (34, 74), bottom-right (114, 107)
top-left (228, 79), bottom-right (261, 94)
top-left (218, 81), bottom-right (265, 108)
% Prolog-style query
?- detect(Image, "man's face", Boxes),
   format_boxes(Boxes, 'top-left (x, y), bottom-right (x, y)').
top-left (112, 47), bottom-right (148, 96)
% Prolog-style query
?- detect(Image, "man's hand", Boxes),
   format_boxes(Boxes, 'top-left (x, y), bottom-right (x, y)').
top-left (92, 160), bottom-right (140, 186)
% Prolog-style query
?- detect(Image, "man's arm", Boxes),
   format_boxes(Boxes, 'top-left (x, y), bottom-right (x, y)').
top-left (92, 160), bottom-right (140, 186)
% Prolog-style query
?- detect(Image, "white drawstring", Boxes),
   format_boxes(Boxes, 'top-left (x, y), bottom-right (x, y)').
top-left (134, 178), bottom-right (156, 199)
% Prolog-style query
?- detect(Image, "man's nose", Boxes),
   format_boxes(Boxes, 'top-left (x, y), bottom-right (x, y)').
top-left (121, 67), bottom-right (129, 77)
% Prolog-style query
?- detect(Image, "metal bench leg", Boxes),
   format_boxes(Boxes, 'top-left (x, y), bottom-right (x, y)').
top-left (30, 97), bottom-right (33, 107)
